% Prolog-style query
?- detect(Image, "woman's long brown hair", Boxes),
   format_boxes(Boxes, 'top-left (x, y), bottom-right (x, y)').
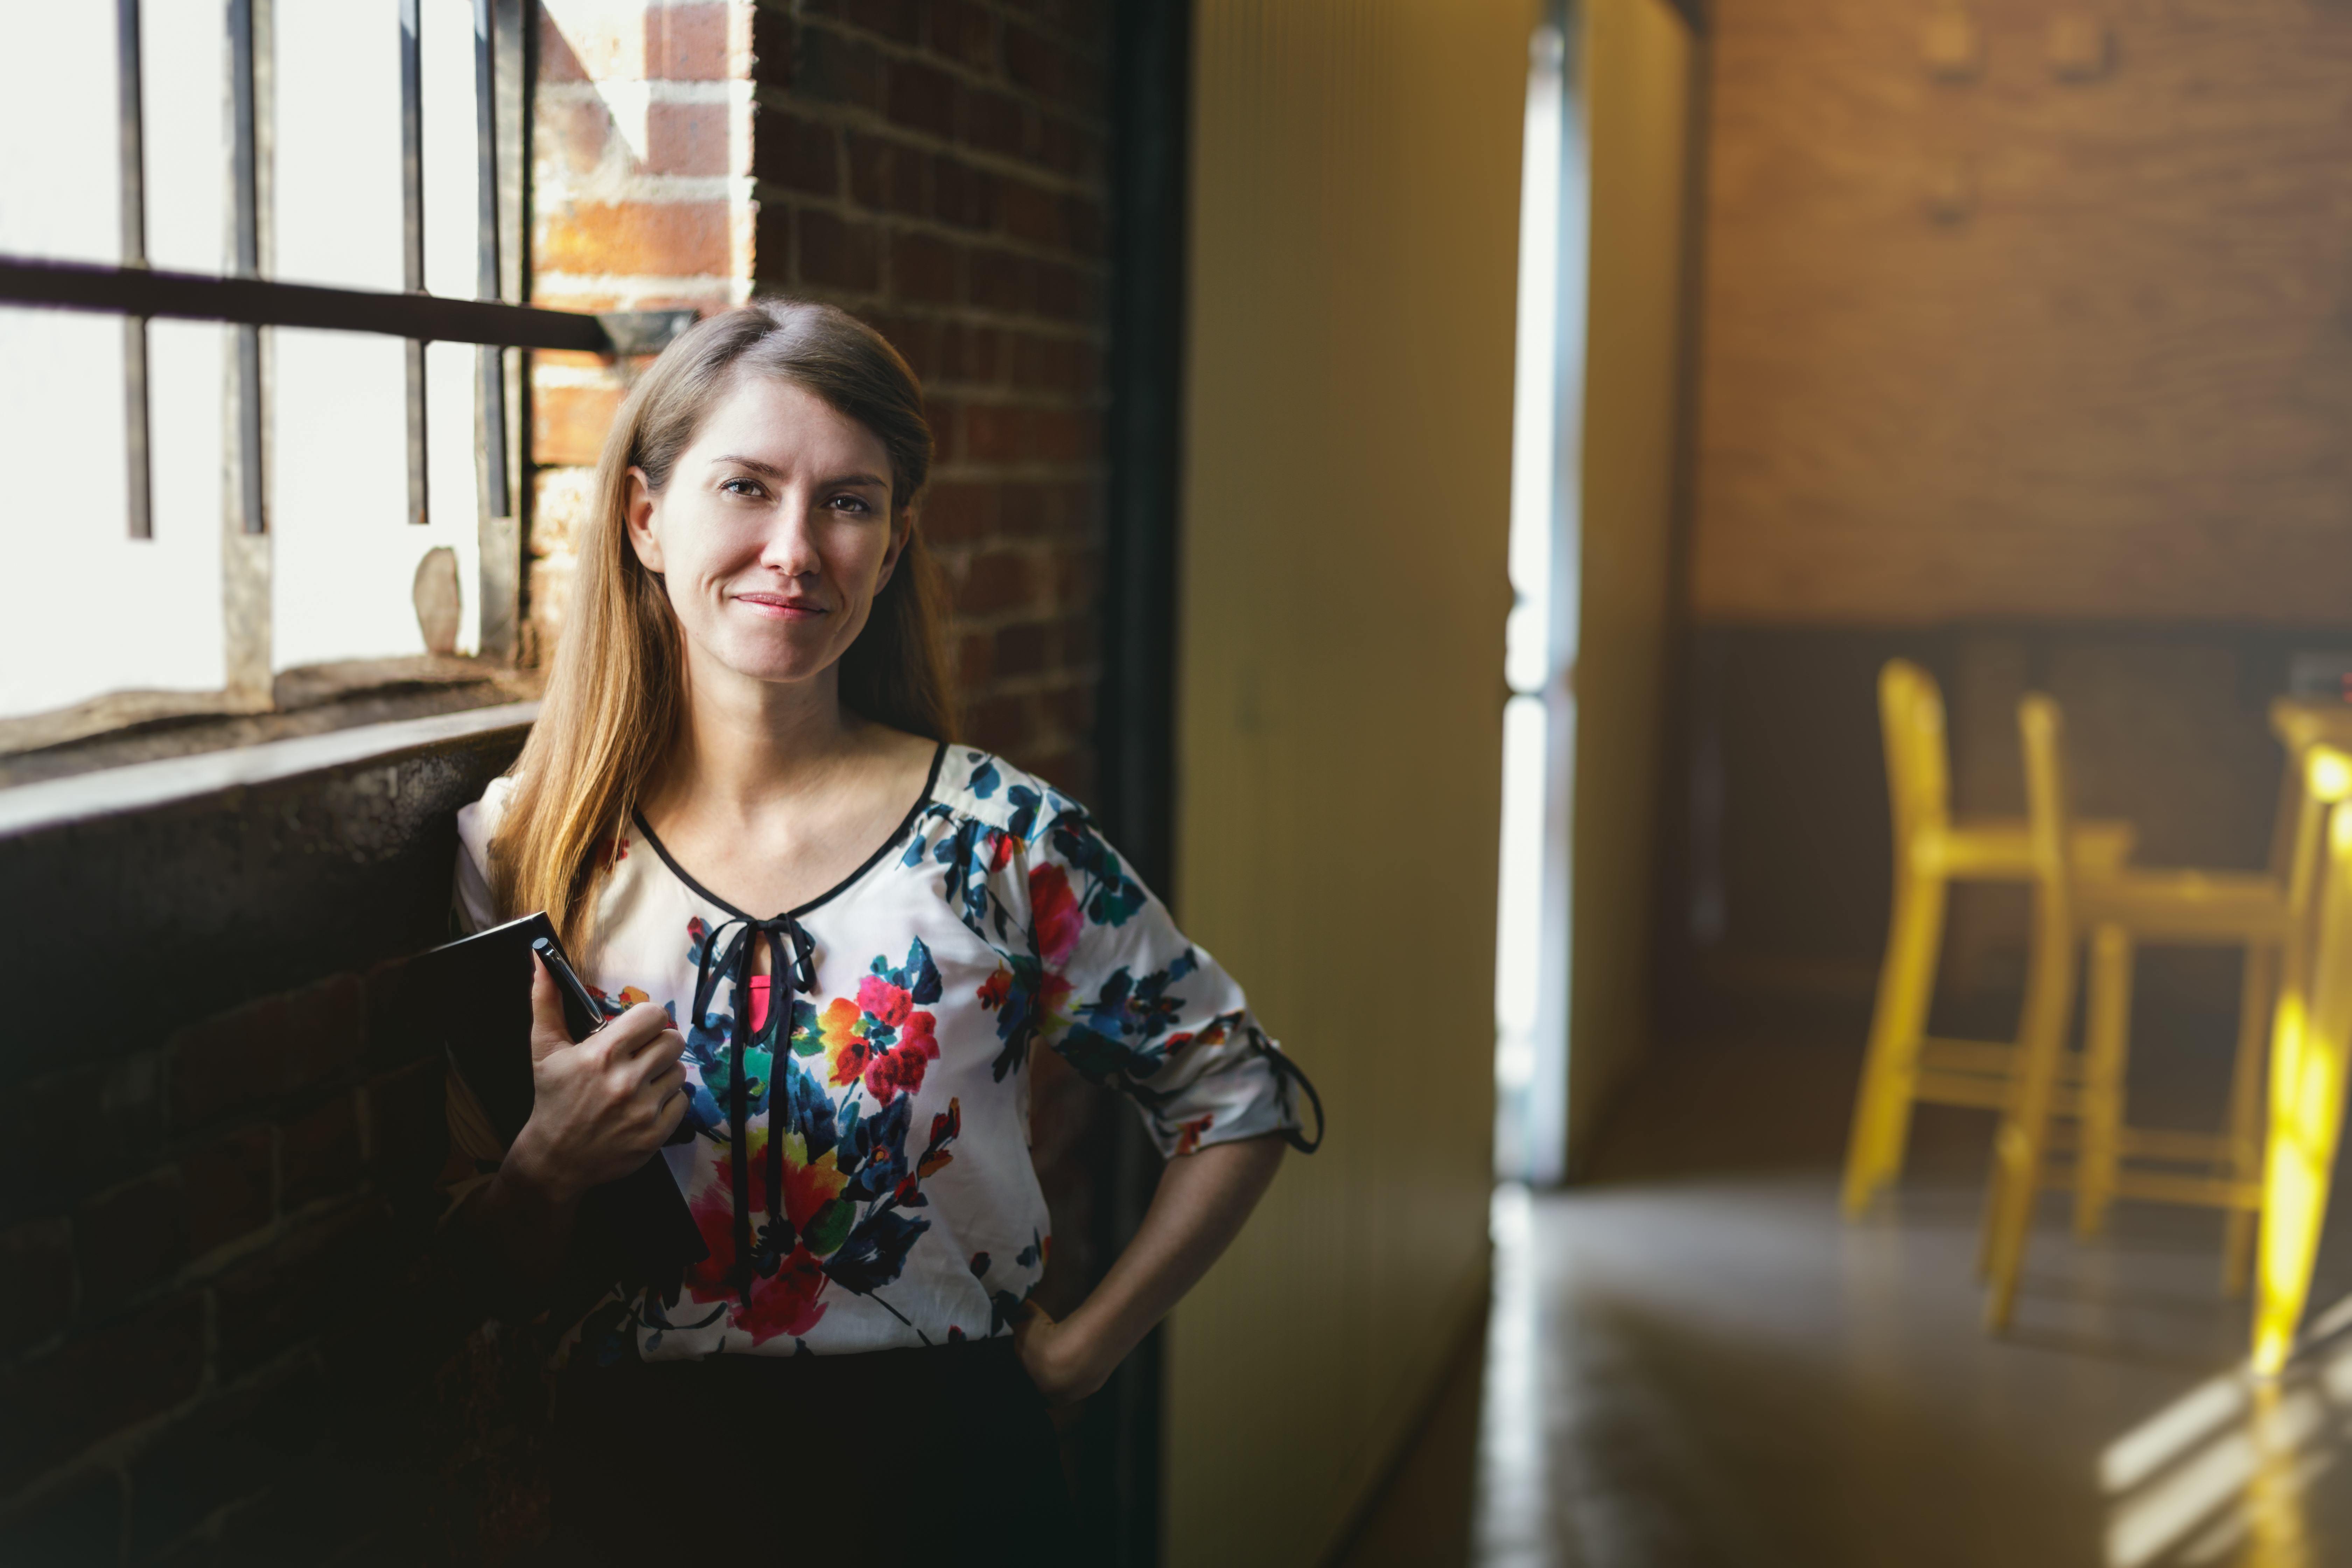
top-left (489, 299), bottom-right (952, 957)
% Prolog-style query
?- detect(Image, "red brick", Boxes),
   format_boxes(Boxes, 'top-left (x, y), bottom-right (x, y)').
top-left (1034, 259), bottom-right (1091, 320)
top-left (922, 481), bottom-right (995, 544)
top-left (533, 380), bottom-right (626, 467)
top-left (126, 1364), bottom-right (324, 1561)
top-left (646, 4), bottom-right (730, 80)
top-left (1000, 479), bottom-right (1078, 537)
top-left (184, 1126), bottom-right (273, 1256)
top-left (959, 550), bottom-right (1036, 615)
top-left (868, 313), bottom-right (943, 379)
top-left (932, 0), bottom-right (997, 68)
top-left (0, 1295), bottom-right (204, 1492)
top-left (169, 977), bottom-right (358, 1130)
top-left (956, 630), bottom-right (996, 688)
top-left (794, 23), bottom-right (882, 107)
top-left (78, 1167), bottom-right (190, 1309)
top-left (645, 101), bottom-right (728, 177)
top-left (0, 1054), bottom-right (161, 1224)
top-left (934, 156), bottom-right (997, 231)
top-left (996, 620), bottom-right (1059, 678)
top-left (1037, 112), bottom-right (1091, 177)
top-left (1040, 678), bottom-right (1097, 736)
top-left (894, 231), bottom-right (960, 304)
top-left (1046, 545), bottom-right (1099, 607)
top-left (926, 398), bottom-right (961, 461)
top-left (547, 98), bottom-right (611, 179)
top-left (1042, 0), bottom-right (1106, 46)
top-left (846, 132), bottom-right (925, 215)
top-left (887, 59), bottom-right (958, 139)
top-left (1000, 178), bottom-right (1068, 248)
top-left (969, 90), bottom-right (1028, 160)
top-left (364, 1059), bottom-right (449, 1192)
top-left (806, 0), bottom-right (918, 44)
top-left (962, 693), bottom-right (1035, 755)
top-left (754, 111), bottom-right (837, 195)
top-left (214, 1204), bottom-right (398, 1381)
top-left (538, 7), bottom-right (588, 82)
top-left (280, 1095), bottom-right (359, 1212)
top-left (541, 201), bottom-right (732, 278)
top-left (939, 323), bottom-right (1004, 385)
top-left (1031, 406), bottom-right (1095, 462)
top-left (797, 209), bottom-right (880, 291)
top-left (971, 248), bottom-right (1030, 313)
top-left (1004, 24), bottom-right (1078, 105)
top-left (752, 200), bottom-right (792, 289)
top-left (749, 4), bottom-right (794, 87)
top-left (966, 404), bottom-right (1026, 463)
top-left (0, 1217), bottom-right (74, 1347)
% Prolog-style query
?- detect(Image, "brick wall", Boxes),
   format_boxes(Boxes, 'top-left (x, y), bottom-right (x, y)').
top-left (0, 723), bottom-right (538, 1565)
top-left (531, 0), bottom-right (1111, 798)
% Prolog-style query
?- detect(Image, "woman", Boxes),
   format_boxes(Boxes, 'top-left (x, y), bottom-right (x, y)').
top-left (442, 299), bottom-right (1314, 1560)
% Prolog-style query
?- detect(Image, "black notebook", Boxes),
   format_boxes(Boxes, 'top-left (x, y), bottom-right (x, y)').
top-left (413, 912), bottom-right (707, 1290)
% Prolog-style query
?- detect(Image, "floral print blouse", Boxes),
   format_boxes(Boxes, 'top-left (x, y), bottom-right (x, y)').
top-left (450, 744), bottom-right (1308, 1361)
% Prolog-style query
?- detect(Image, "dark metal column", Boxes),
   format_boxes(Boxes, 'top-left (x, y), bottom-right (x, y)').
top-left (229, 0), bottom-right (264, 535)
top-left (401, 0), bottom-right (428, 526)
top-left (117, 0), bottom-right (150, 540)
top-left (473, 0), bottom-right (508, 518)
top-left (1091, 1), bottom-right (1194, 1561)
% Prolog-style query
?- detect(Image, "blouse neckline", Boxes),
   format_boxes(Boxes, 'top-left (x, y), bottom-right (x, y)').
top-left (628, 738), bottom-right (949, 923)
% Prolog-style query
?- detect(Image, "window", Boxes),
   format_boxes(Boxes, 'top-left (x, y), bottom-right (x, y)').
top-left (0, 1), bottom-right (660, 774)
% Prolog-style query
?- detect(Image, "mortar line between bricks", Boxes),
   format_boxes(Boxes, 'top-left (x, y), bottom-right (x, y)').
top-left (757, 11), bottom-right (1111, 111)
top-left (750, 184), bottom-right (1112, 273)
top-left (749, 96), bottom-right (1107, 201)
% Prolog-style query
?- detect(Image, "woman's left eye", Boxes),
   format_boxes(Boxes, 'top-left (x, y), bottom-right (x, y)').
top-left (827, 495), bottom-right (873, 514)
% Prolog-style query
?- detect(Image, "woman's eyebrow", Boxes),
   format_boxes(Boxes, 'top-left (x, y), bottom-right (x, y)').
top-left (711, 455), bottom-right (887, 489)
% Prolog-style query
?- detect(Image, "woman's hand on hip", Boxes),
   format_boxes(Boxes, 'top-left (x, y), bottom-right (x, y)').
top-left (504, 955), bottom-right (688, 1205)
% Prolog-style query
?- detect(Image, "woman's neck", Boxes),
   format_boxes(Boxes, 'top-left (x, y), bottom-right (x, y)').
top-left (654, 652), bottom-right (863, 827)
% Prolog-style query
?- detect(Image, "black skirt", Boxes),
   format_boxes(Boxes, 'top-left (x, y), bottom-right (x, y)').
top-left (541, 1336), bottom-right (1079, 1565)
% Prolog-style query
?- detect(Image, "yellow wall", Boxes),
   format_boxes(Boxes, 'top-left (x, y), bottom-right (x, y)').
top-left (1566, 0), bottom-right (1698, 1167)
top-left (1167, 1), bottom-right (1527, 1561)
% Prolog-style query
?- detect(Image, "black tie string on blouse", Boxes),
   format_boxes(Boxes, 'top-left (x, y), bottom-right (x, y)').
top-left (689, 911), bottom-right (818, 1306)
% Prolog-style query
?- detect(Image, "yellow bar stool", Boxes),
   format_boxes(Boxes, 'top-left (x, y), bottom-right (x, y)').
top-left (2250, 743), bottom-right (2352, 1376)
top-left (1982, 694), bottom-right (2293, 1334)
top-left (1841, 659), bottom-right (2136, 1216)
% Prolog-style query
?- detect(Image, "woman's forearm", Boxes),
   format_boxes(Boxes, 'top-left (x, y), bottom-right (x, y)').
top-left (1033, 1132), bottom-right (1286, 1399)
top-left (447, 1135), bottom-right (586, 1320)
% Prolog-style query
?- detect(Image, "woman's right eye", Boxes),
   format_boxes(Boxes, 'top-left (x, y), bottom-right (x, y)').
top-left (720, 477), bottom-right (765, 498)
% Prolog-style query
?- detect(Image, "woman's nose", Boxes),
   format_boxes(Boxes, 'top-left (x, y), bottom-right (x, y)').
top-left (758, 506), bottom-right (824, 575)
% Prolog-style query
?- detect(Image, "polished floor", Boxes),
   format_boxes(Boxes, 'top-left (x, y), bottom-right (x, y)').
top-left (1336, 1030), bottom-right (2352, 1568)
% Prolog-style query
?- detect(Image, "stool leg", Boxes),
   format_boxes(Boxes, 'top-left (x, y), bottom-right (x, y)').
top-left (1985, 906), bottom-right (2075, 1331)
top-left (2074, 926), bottom-right (2132, 1239)
top-left (2223, 943), bottom-right (2277, 1296)
top-left (1843, 866), bottom-right (1947, 1216)
top-left (2255, 813), bottom-right (2352, 1376)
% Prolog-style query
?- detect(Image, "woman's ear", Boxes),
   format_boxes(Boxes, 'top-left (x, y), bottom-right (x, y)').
top-left (873, 508), bottom-right (912, 592)
top-left (624, 467), bottom-right (665, 572)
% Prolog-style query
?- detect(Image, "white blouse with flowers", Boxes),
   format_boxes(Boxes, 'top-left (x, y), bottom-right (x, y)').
top-left (450, 744), bottom-right (1308, 1362)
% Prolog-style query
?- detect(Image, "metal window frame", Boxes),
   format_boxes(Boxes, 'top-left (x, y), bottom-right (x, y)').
top-left (0, 0), bottom-right (690, 731)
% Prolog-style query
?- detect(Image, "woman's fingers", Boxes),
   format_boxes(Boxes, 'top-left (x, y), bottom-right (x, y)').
top-left (527, 957), bottom-right (576, 1063)
top-left (600, 1001), bottom-right (677, 1061)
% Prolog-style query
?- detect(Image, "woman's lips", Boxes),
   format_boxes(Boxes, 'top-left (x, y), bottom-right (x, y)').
top-left (735, 592), bottom-right (826, 619)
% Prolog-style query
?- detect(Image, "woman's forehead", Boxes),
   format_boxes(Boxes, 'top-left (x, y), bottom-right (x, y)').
top-left (694, 376), bottom-right (889, 475)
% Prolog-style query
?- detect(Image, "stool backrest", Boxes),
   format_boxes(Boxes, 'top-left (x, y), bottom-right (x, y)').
top-left (1880, 659), bottom-right (1952, 859)
top-left (2017, 693), bottom-right (2082, 1056)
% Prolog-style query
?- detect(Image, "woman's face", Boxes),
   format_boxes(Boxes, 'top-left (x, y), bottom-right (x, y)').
top-left (626, 375), bottom-right (904, 695)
